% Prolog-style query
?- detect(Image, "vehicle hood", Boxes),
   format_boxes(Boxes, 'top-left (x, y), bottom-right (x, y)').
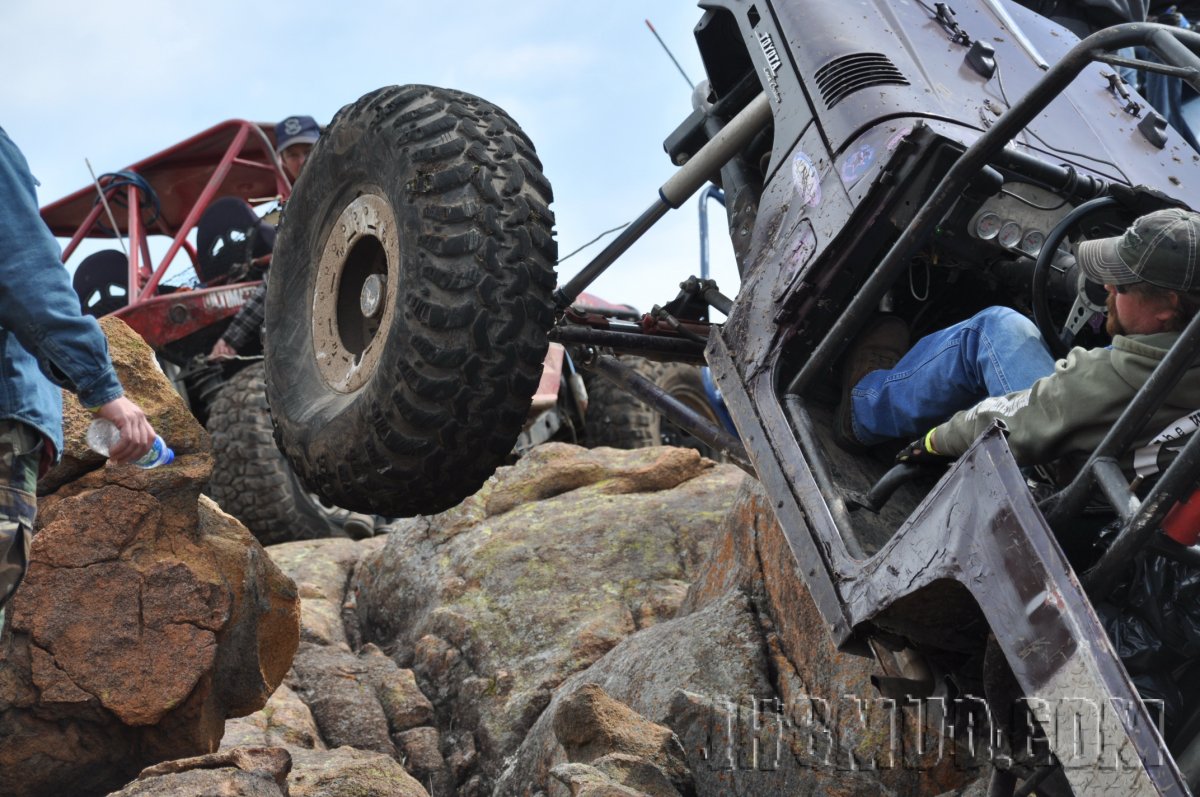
top-left (772, 0), bottom-right (1200, 202)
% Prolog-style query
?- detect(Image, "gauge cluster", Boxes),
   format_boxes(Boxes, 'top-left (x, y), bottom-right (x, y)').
top-left (966, 181), bottom-right (1074, 259)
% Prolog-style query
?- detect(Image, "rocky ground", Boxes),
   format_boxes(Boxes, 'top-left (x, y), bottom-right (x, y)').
top-left (0, 318), bottom-right (299, 797)
top-left (107, 442), bottom-right (990, 797)
top-left (4, 318), bottom-right (991, 796)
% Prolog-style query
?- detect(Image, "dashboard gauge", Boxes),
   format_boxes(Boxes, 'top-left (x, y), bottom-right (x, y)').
top-left (1020, 229), bottom-right (1045, 257)
top-left (974, 212), bottom-right (1002, 240)
top-left (998, 221), bottom-right (1023, 249)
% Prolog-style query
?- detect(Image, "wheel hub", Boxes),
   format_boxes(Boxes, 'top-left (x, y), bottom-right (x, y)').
top-left (311, 193), bottom-right (399, 393)
top-left (360, 274), bottom-right (386, 318)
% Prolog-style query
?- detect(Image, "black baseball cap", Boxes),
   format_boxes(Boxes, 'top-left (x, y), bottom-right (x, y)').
top-left (275, 115), bottom-right (320, 154)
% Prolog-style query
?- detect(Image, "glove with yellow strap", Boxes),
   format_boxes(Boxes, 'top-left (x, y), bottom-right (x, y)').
top-left (894, 428), bottom-right (954, 467)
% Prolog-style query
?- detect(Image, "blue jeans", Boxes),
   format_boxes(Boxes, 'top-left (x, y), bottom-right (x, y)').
top-left (850, 307), bottom-right (1056, 446)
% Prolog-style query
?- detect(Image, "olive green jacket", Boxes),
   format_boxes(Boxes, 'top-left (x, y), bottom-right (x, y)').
top-left (932, 331), bottom-right (1200, 478)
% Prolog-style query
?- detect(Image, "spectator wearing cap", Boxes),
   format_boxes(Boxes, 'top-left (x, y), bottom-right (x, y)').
top-left (836, 207), bottom-right (1200, 482)
top-left (205, 113), bottom-right (375, 537)
top-left (208, 114), bottom-right (320, 361)
top-left (275, 114), bottom-right (320, 183)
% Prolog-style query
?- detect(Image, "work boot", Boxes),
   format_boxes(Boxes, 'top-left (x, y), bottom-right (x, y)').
top-left (342, 512), bottom-right (376, 540)
top-left (835, 315), bottom-right (910, 452)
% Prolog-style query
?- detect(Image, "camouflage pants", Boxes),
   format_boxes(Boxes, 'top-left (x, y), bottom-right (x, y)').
top-left (0, 421), bottom-right (38, 609)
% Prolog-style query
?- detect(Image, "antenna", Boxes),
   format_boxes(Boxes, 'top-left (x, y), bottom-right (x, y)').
top-left (645, 19), bottom-right (694, 89)
top-left (86, 158), bottom-right (128, 256)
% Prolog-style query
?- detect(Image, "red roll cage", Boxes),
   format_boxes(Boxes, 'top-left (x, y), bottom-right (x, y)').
top-left (40, 120), bottom-right (292, 354)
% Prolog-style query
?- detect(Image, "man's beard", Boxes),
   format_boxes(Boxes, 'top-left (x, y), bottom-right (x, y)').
top-left (1105, 291), bottom-right (1124, 336)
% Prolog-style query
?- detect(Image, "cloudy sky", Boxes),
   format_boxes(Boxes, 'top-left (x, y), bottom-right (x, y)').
top-left (3, 0), bottom-right (738, 315)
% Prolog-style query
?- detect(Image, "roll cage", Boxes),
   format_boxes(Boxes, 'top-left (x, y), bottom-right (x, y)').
top-left (40, 119), bottom-right (290, 359)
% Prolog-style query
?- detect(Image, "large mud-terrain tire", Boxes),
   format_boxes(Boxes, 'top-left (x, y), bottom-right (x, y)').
top-left (265, 85), bottom-right (557, 517)
top-left (207, 362), bottom-right (345, 544)
top-left (582, 358), bottom-right (659, 449)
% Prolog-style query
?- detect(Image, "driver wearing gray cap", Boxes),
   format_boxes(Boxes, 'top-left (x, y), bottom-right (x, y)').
top-left (839, 207), bottom-right (1200, 482)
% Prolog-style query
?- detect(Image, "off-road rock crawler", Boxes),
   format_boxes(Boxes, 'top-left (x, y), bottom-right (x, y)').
top-left (43, 110), bottom-right (669, 540)
top-left (269, 3), bottom-right (1200, 793)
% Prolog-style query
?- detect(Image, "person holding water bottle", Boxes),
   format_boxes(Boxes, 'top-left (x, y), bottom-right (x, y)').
top-left (0, 124), bottom-right (163, 610)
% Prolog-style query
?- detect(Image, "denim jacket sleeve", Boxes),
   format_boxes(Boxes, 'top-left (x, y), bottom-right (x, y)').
top-left (0, 127), bottom-right (124, 408)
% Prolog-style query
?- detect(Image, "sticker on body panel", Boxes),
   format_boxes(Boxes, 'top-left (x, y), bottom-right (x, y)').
top-left (203, 285), bottom-right (260, 311)
top-left (792, 151), bottom-right (822, 208)
top-left (840, 143), bottom-right (875, 188)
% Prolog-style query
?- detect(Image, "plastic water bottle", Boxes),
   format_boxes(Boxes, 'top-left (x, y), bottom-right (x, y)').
top-left (86, 418), bottom-right (174, 468)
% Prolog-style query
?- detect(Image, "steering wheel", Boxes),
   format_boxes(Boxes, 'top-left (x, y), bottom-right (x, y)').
top-left (1031, 196), bottom-right (1118, 360)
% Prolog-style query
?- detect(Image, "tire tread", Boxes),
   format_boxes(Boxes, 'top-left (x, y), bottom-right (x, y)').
top-left (266, 84), bottom-right (557, 516)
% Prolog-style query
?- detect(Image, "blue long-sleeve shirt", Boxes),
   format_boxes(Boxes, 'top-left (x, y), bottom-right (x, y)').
top-left (0, 126), bottom-right (124, 459)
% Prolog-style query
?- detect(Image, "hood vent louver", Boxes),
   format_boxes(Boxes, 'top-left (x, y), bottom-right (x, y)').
top-left (815, 53), bottom-right (909, 108)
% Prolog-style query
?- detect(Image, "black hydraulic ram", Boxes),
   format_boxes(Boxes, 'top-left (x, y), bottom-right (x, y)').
top-left (585, 353), bottom-right (752, 472)
top-left (549, 325), bottom-right (708, 363)
top-left (553, 93), bottom-right (772, 310)
top-left (787, 22), bottom-right (1200, 397)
